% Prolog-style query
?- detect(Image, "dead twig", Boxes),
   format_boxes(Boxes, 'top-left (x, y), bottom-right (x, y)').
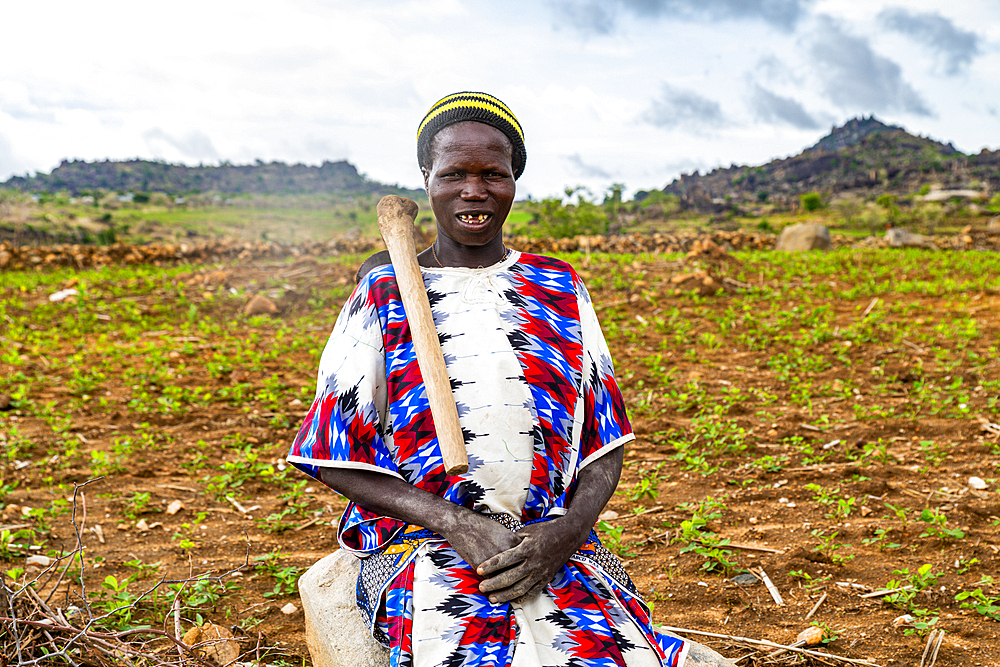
top-left (860, 585), bottom-right (913, 599)
top-left (859, 297), bottom-right (879, 320)
top-left (919, 629), bottom-right (945, 667)
top-left (756, 568), bottom-right (785, 606)
top-left (805, 591), bottom-right (827, 620)
top-left (659, 626), bottom-right (881, 666)
top-left (2, 479), bottom-right (265, 667)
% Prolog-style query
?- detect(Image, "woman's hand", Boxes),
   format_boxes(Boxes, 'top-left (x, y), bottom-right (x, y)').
top-left (441, 510), bottom-right (523, 571)
top-left (476, 446), bottom-right (624, 605)
top-left (476, 513), bottom-right (591, 604)
top-left (318, 467), bottom-right (521, 569)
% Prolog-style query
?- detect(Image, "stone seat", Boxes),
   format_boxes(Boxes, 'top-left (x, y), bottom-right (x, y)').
top-left (298, 550), bottom-right (736, 667)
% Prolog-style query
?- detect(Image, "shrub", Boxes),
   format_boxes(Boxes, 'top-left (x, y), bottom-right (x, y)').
top-left (801, 192), bottom-right (823, 212)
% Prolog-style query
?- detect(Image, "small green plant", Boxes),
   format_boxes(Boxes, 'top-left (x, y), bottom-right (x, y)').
top-left (955, 556), bottom-right (980, 574)
top-left (810, 530), bottom-right (854, 565)
top-left (955, 588), bottom-right (1000, 621)
top-left (597, 521), bottom-right (636, 559)
top-left (918, 508), bottom-right (965, 541)
top-left (861, 527), bottom-right (901, 551)
top-left (805, 483), bottom-right (837, 505)
top-left (123, 491), bottom-right (154, 519)
top-left (678, 498), bottom-right (738, 576)
top-left (170, 576), bottom-right (239, 611)
top-left (254, 552), bottom-right (305, 598)
top-left (832, 496), bottom-right (856, 519)
top-left (628, 463), bottom-right (664, 502)
top-left (884, 564), bottom-right (944, 635)
top-left (95, 575), bottom-right (139, 629)
top-left (124, 557), bottom-right (163, 579)
top-left (0, 528), bottom-right (37, 558)
top-left (884, 503), bottom-right (911, 529)
top-left (918, 440), bottom-right (948, 466)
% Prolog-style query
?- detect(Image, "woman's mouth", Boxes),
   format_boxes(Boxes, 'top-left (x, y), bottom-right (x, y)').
top-left (457, 213), bottom-right (491, 228)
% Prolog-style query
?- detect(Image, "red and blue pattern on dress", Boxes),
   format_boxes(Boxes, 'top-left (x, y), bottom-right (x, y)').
top-left (287, 252), bottom-right (688, 667)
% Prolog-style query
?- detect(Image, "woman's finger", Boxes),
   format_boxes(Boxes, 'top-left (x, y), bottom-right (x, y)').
top-left (487, 575), bottom-right (539, 604)
top-left (514, 582), bottom-right (547, 605)
top-left (478, 558), bottom-right (532, 592)
top-left (477, 542), bottom-right (527, 575)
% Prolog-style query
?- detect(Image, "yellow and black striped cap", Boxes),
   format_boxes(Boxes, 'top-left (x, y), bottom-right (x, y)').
top-left (417, 91), bottom-right (526, 179)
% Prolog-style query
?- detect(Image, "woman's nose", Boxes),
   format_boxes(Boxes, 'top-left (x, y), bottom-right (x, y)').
top-left (460, 176), bottom-right (488, 200)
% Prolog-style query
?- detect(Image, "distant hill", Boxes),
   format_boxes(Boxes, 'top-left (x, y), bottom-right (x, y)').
top-left (1, 158), bottom-right (423, 198)
top-left (660, 116), bottom-right (999, 212)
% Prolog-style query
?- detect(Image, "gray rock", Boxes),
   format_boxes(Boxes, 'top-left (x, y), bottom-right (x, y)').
top-left (298, 550), bottom-right (389, 667)
top-left (729, 572), bottom-right (761, 586)
top-left (662, 630), bottom-right (738, 666)
top-left (886, 227), bottom-right (936, 249)
top-left (775, 223), bottom-right (831, 252)
top-left (299, 550), bottom-right (736, 667)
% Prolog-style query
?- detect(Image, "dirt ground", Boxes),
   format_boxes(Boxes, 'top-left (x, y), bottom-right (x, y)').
top-left (2, 246), bottom-right (999, 666)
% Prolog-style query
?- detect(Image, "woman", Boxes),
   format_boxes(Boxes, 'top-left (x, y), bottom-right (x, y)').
top-left (288, 92), bottom-right (690, 667)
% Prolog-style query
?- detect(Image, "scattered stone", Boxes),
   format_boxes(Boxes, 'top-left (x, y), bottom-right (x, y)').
top-left (0, 393), bottom-right (11, 412)
top-left (166, 500), bottom-right (184, 515)
top-left (886, 227), bottom-right (936, 249)
top-left (281, 602), bottom-right (299, 615)
top-left (775, 223), bottom-right (831, 252)
top-left (729, 572), bottom-right (760, 586)
top-left (243, 294), bottom-right (280, 316)
top-left (135, 519), bottom-right (150, 532)
top-left (598, 510), bottom-right (620, 521)
top-left (91, 524), bottom-right (105, 544)
top-left (25, 555), bottom-right (53, 569)
top-left (796, 625), bottom-right (826, 645)
top-left (893, 614), bottom-right (915, 628)
top-left (48, 288), bottom-right (79, 302)
top-left (182, 622), bottom-right (240, 666)
top-left (203, 270), bottom-right (230, 287)
top-left (968, 476), bottom-right (988, 490)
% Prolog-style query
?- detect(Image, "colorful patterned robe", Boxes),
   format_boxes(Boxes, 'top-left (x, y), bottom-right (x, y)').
top-left (288, 251), bottom-right (688, 667)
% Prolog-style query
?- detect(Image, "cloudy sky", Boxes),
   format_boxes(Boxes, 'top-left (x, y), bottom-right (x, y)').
top-left (1, 0), bottom-right (997, 199)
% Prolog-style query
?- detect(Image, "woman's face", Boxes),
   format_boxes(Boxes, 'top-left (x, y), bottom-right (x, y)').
top-left (423, 122), bottom-right (515, 248)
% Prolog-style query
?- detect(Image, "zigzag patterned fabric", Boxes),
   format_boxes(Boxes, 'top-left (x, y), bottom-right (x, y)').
top-left (288, 251), bottom-right (688, 667)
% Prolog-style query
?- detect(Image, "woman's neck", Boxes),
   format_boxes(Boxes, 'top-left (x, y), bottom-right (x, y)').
top-left (419, 233), bottom-right (507, 269)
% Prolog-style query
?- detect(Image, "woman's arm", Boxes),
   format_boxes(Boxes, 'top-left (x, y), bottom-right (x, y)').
top-left (318, 467), bottom-right (522, 569)
top-left (476, 446), bottom-right (624, 604)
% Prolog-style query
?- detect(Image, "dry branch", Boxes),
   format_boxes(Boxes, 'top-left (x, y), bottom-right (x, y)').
top-left (1, 479), bottom-right (273, 667)
top-left (659, 625), bottom-right (881, 666)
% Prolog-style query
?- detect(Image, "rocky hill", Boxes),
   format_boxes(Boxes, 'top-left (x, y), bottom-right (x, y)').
top-left (660, 116), bottom-right (999, 212)
top-left (1, 158), bottom-right (422, 198)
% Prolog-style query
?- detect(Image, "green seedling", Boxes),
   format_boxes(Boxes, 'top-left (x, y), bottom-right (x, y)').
top-left (918, 508), bottom-right (965, 541)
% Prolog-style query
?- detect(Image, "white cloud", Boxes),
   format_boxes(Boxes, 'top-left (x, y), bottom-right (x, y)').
top-left (0, 1), bottom-right (998, 197)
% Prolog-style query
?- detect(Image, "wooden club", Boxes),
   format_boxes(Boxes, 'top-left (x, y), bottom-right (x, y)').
top-left (376, 195), bottom-right (469, 475)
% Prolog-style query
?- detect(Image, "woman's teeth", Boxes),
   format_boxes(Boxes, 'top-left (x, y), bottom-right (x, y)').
top-left (458, 214), bottom-right (489, 223)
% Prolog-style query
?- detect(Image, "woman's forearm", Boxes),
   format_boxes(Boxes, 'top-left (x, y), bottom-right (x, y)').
top-left (562, 446), bottom-right (624, 535)
top-left (318, 466), bottom-right (466, 535)
top-left (317, 466), bottom-right (522, 567)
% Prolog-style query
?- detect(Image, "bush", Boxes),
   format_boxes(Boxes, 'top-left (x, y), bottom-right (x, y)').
top-left (800, 192), bottom-right (823, 212)
top-left (524, 197), bottom-right (608, 239)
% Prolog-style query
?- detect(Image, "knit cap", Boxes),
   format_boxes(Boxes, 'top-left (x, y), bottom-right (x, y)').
top-left (417, 92), bottom-right (526, 179)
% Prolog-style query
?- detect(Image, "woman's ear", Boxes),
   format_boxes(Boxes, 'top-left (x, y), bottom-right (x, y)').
top-left (421, 167), bottom-right (430, 191)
